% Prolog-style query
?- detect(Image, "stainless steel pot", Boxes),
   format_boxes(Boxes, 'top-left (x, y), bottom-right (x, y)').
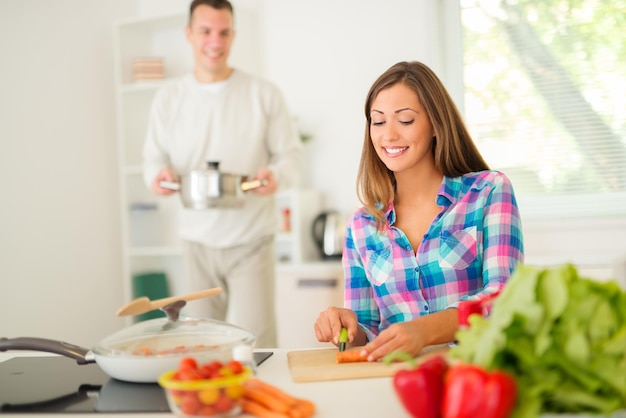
top-left (159, 161), bottom-right (268, 209)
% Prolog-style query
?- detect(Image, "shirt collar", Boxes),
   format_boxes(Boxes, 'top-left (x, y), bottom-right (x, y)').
top-left (384, 176), bottom-right (458, 226)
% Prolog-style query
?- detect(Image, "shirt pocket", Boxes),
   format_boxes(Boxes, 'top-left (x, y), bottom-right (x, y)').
top-left (366, 246), bottom-right (394, 286)
top-left (439, 226), bottom-right (478, 270)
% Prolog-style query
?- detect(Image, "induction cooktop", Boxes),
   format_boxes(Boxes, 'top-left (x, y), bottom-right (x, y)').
top-left (0, 352), bottom-right (273, 414)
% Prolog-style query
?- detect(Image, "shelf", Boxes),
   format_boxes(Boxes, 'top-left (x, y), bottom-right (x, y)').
top-left (119, 79), bottom-right (175, 94)
top-left (127, 246), bottom-right (182, 256)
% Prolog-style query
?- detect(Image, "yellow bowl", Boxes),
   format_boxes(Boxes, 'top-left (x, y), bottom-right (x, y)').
top-left (158, 368), bottom-right (252, 417)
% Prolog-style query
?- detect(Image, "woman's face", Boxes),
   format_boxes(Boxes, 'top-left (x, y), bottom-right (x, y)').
top-left (369, 83), bottom-right (435, 175)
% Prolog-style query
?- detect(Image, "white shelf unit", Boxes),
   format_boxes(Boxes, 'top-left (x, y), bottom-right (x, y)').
top-left (113, 12), bottom-right (191, 312)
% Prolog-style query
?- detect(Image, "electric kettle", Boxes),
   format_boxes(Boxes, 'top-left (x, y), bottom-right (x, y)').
top-left (311, 211), bottom-right (345, 259)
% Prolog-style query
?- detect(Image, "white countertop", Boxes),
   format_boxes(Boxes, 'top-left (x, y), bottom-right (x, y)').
top-left (0, 349), bottom-right (408, 418)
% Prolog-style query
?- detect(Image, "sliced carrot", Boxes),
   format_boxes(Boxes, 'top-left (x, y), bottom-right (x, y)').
top-left (240, 398), bottom-right (291, 418)
top-left (336, 349), bottom-right (368, 363)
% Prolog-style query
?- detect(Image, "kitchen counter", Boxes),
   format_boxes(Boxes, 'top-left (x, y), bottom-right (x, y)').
top-left (0, 349), bottom-right (408, 418)
top-left (3, 351), bottom-right (622, 418)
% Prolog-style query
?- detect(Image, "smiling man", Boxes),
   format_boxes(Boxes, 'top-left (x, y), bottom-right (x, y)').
top-left (142, 0), bottom-right (303, 348)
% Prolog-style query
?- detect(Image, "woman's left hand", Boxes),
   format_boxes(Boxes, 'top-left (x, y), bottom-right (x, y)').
top-left (362, 308), bottom-right (459, 361)
top-left (362, 321), bottom-right (428, 361)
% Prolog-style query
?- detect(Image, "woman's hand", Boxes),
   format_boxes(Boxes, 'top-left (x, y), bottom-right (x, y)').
top-left (362, 309), bottom-right (458, 361)
top-left (362, 321), bottom-right (428, 361)
top-left (314, 307), bottom-right (365, 348)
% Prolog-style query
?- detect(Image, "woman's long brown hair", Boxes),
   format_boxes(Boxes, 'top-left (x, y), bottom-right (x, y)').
top-left (357, 61), bottom-right (489, 228)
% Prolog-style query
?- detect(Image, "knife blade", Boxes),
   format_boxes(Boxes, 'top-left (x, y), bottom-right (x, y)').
top-left (338, 327), bottom-right (348, 352)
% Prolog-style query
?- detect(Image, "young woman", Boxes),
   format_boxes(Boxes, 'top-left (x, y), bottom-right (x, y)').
top-left (314, 61), bottom-right (524, 361)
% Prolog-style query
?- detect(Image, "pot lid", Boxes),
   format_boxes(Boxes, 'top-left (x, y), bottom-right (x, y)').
top-left (92, 302), bottom-right (255, 358)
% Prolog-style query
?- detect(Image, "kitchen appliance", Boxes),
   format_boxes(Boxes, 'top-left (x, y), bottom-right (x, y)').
top-left (159, 161), bottom-right (268, 209)
top-left (311, 211), bottom-right (345, 259)
top-left (0, 300), bottom-right (255, 383)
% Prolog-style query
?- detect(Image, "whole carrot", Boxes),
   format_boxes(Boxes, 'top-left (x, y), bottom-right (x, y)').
top-left (244, 385), bottom-right (293, 413)
top-left (240, 398), bottom-right (290, 418)
top-left (336, 348), bottom-right (368, 363)
top-left (288, 398), bottom-right (316, 418)
top-left (243, 379), bottom-right (316, 417)
top-left (245, 378), bottom-right (299, 407)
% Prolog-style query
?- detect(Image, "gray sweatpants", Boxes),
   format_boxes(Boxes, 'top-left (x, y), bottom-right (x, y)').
top-left (181, 236), bottom-right (277, 348)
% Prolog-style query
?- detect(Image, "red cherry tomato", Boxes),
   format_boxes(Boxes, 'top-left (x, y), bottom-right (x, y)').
top-left (180, 392), bottom-right (202, 415)
top-left (226, 360), bottom-right (244, 374)
top-left (178, 357), bottom-right (198, 371)
top-left (214, 393), bottom-right (233, 413)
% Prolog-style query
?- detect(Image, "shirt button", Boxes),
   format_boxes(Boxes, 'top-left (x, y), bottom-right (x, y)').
top-left (414, 266), bottom-right (419, 272)
top-left (406, 245), bottom-right (411, 251)
top-left (424, 306), bottom-right (429, 311)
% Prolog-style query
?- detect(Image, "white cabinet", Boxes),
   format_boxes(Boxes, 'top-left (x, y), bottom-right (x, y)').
top-left (275, 262), bottom-right (344, 349)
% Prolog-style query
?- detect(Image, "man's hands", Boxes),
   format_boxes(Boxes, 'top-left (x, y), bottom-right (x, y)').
top-left (151, 166), bottom-right (277, 197)
top-left (152, 167), bottom-right (178, 196)
top-left (250, 167), bottom-right (276, 195)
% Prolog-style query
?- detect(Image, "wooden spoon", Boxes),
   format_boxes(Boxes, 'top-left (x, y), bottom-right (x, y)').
top-left (116, 287), bottom-right (223, 317)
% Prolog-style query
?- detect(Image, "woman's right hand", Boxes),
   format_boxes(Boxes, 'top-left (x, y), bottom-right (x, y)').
top-left (152, 167), bottom-right (178, 196)
top-left (314, 307), bottom-right (364, 348)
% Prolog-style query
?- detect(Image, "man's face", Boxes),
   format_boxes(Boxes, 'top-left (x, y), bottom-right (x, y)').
top-left (185, 5), bottom-right (235, 79)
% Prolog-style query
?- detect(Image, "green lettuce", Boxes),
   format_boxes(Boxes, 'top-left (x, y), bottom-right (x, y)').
top-left (450, 264), bottom-right (626, 418)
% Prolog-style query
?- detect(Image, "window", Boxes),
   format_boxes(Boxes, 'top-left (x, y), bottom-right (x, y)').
top-left (459, 0), bottom-right (626, 219)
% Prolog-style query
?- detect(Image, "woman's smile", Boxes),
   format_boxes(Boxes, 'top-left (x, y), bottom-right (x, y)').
top-left (383, 146), bottom-right (409, 156)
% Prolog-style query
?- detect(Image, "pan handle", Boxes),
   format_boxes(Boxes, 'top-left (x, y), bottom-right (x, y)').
top-left (158, 180), bottom-right (181, 191)
top-left (241, 178), bottom-right (269, 192)
top-left (0, 337), bottom-right (93, 365)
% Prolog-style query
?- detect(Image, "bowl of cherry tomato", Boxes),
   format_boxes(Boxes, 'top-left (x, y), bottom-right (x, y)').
top-left (158, 357), bottom-right (252, 417)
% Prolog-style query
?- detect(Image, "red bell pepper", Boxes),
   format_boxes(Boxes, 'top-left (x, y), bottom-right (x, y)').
top-left (384, 353), bottom-right (449, 418)
top-left (442, 363), bottom-right (517, 418)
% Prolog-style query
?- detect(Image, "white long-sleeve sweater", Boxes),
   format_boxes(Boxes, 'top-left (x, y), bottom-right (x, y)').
top-left (143, 71), bottom-right (303, 248)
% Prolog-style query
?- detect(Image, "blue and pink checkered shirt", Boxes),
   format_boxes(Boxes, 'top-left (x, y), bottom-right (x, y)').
top-left (343, 170), bottom-right (524, 341)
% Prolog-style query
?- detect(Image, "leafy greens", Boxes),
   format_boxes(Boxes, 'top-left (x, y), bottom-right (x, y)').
top-left (450, 264), bottom-right (626, 418)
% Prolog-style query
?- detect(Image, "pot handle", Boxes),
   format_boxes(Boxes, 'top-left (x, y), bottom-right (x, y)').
top-left (0, 337), bottom-right (92, 365)
top-left (158, 180), bottom-right (181, 191)
top-left (241, 178), bottom-right (269, 192)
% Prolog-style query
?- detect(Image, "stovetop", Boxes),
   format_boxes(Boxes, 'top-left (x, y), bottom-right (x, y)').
top-left (0, 353), bottom-right (273, 414)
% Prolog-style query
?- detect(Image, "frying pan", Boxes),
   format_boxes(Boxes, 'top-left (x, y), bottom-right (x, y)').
top-left (0, 302), bottom-right (256, 383)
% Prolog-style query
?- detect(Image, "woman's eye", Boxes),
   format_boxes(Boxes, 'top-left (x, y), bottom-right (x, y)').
top-left (400, 119), bottom-right (415, 125)
top-left (371, 121), bottom-right (385, 127)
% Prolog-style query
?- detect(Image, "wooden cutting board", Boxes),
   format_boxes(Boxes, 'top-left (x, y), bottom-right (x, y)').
top-left (287, 345), bottom-right (449, 382)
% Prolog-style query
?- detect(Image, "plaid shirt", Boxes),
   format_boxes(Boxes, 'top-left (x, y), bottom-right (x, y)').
top-left (343, 171), bottom-right (524, 341)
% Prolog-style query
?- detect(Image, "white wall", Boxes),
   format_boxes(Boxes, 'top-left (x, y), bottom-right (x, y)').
top-left (0, 0), bottom-right (135, 347)
top-left (260, 0), bottom-right (446, 212)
